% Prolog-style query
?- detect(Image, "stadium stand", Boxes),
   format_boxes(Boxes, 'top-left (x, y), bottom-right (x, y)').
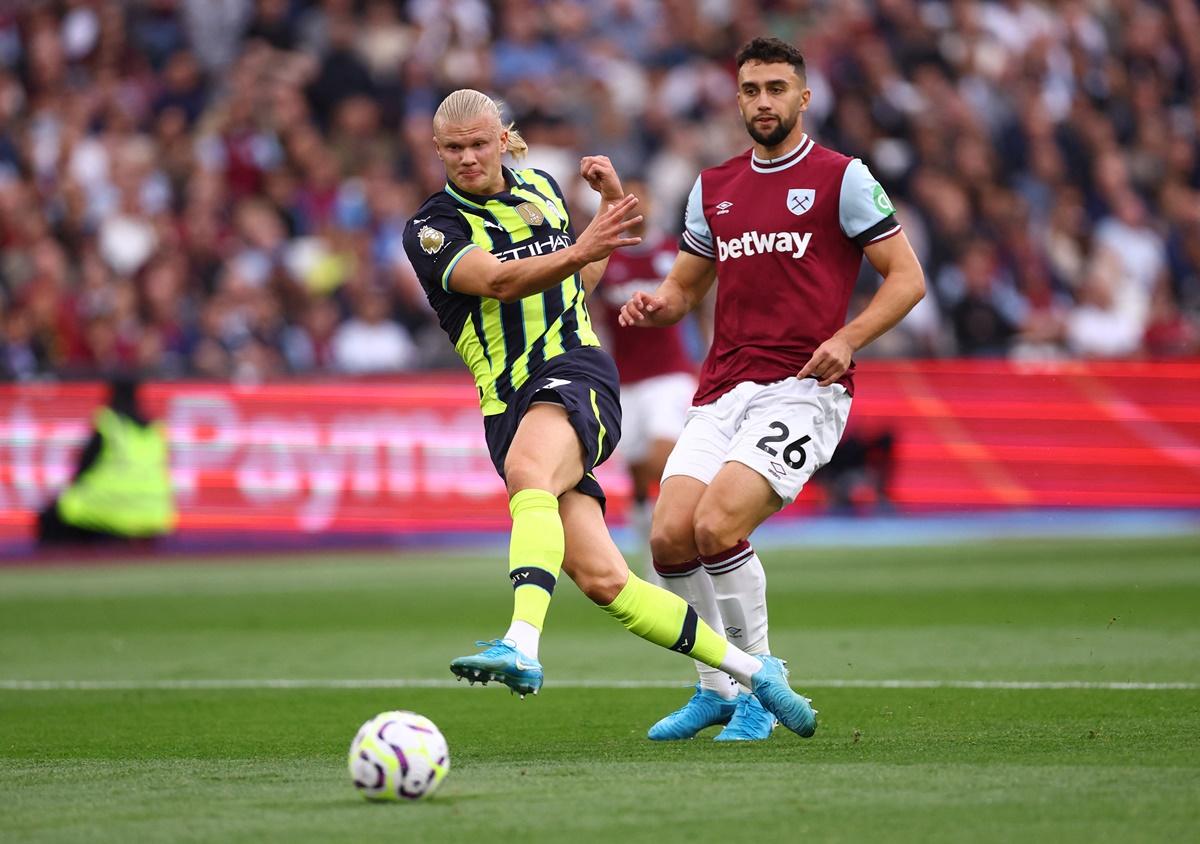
top-left (0, 0), bottom-right (1197, 386)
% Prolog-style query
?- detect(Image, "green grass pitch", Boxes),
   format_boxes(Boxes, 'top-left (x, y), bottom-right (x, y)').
top-left (2, 535), bottom-right (1199, 843)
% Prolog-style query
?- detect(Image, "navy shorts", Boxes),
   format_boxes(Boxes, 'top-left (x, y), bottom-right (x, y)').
top-left (484, 346), bottom-right (623, 508)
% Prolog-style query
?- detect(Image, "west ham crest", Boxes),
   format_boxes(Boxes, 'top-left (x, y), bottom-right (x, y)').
top-left (786, 188), bottom-right (815, 216)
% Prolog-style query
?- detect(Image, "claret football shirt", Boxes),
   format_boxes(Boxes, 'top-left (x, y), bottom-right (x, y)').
top-left (678, 134), bottom-right (901, 403)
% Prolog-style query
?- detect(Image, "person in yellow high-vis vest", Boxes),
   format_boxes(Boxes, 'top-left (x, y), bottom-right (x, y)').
top-left (38, 376), bottom-right (176, 545)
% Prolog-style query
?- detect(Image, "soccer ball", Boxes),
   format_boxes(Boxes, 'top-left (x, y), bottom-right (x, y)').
top-left (347, 711), bottom-right (450, 801)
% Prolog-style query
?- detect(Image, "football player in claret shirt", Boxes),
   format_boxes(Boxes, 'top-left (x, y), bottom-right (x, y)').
top-left (592, 178), bottom-right (699, 573)
top-left (401, 88), bottom-right (820, 738)
top-left (621, 37), bottom-right (926, 741)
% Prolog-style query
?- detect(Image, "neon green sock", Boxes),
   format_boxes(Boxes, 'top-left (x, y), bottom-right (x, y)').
top-left (508, 489), bottom-right (564, 631)
top-left (602, 572), bottom-right (730, 668)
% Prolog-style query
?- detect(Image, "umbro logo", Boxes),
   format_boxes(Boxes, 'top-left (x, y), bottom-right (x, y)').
top-left (715, 201), bottom-right (734, 216)
top-left (725, 626), bottom-right (743, 638)
top-left (768, 461), bottom-right (787, 479)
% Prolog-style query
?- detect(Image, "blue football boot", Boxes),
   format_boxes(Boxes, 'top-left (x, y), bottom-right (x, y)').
top-left (450, 639), bottom-right (543, 698)
top-left (713, 692), bottom-right (777, 741)
top-left (647, 684), bottom-right (739, 740)
top-left (750, 656), bottom-right (817, 738)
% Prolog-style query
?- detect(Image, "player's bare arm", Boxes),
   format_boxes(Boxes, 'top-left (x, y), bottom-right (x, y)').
top-left (618, 251), bottom-right (717, 327)
top-left (448, 194), bottom-right (642, 303)
top-left (798, 231), bottom-right (925, 386)
top-left (578, 155), bottom-right (629, 294)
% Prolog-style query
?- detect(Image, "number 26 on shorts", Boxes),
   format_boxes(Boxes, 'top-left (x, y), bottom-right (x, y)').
top-left (755, 421), bottom-right (811, 470)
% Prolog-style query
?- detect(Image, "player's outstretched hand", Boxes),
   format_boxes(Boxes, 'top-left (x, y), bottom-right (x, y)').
top-left (618, 290), bottom-right (668, 327)
top-left (574, 194), bottom-right (642, 263)
top-left (797, 335), bottom-right (854, 386)
top-left (580, 155), bottom-right (622, 197)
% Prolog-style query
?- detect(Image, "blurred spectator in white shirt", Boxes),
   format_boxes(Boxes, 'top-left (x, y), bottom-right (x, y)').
top-left (1065, 256), bottom-right (1145, 358)
top-left (1093, 190), bottom-right (1167, 323)
top-left (331, 285), bottom-right (416, 374)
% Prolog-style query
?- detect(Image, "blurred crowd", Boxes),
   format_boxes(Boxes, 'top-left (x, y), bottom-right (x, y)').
top-left (0, 0), bottom-right (1198, 383)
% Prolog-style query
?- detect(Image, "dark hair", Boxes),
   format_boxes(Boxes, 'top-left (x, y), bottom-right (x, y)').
top-left (735, 37), bottom-right (806, 80)
top-left (107, 374), bottom-right (142, 418)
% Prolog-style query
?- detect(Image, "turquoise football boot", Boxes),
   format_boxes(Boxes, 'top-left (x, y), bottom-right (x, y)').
top-left (750, 656), bottom-right (817, 738)
top-left (647, 684), bottom-right (739, 740)
top-left (450, 639), bottom-right (543, 697)
top-left (713, 693), bottom-right (777, 741)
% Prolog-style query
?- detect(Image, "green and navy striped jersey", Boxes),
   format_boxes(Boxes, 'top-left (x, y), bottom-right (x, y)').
top-left (403, 167), bottom-right (601, 416)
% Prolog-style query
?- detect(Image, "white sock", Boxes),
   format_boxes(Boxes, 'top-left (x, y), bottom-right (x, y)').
top-left (504, 619), bottom-right (540, 660)
top-left (654, 561), bottom-right (740, 699)
top-left (716, 646), bottom-right (764, 690)
top-left (702, 541), bottom-right (769, 693)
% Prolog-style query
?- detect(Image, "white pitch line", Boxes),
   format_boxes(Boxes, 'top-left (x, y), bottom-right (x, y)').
top-left (0, 678), bottom-right (1196, 691)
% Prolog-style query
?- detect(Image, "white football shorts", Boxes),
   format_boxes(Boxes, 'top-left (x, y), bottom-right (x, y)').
top-left (662, 376), bottom-right (852, 504)
top-left (619, 372), bottom-right (697, 464)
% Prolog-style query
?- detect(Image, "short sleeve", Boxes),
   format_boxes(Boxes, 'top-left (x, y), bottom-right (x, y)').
top-left (839, 159), bottom-right (902, 247)
top-left (678, 175), bottom-right (715, 260)
top-left (402, 206), bottom-right (478, 294)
